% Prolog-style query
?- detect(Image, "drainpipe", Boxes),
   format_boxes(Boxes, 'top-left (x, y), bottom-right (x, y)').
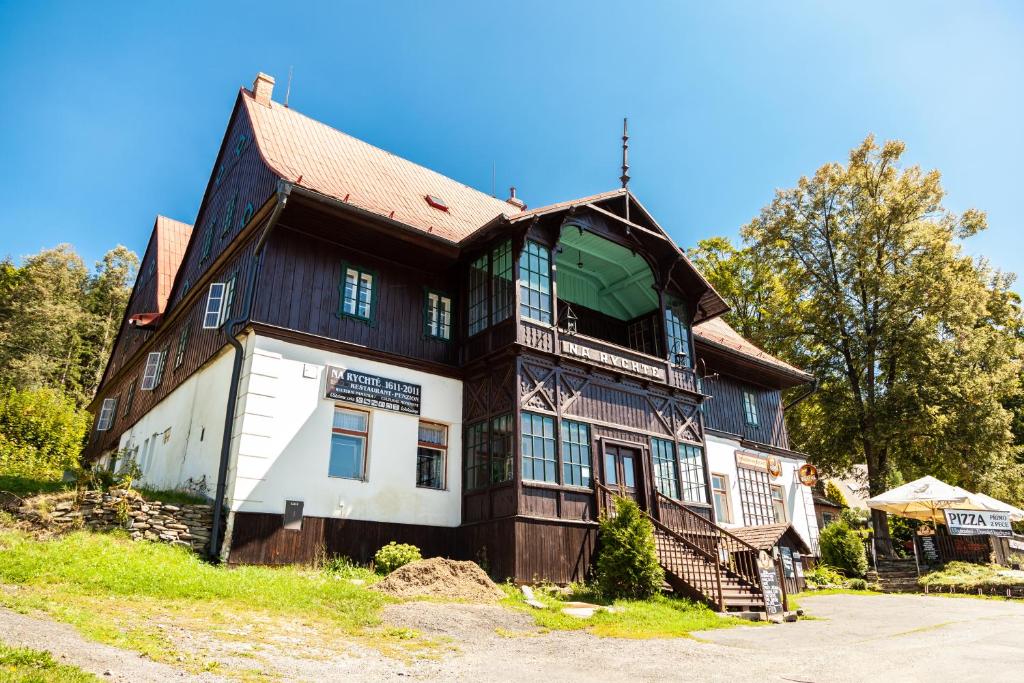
top-left (208, 181), bottom-right (292, 561)
top-left (783, 377), bottom-right (818, 412)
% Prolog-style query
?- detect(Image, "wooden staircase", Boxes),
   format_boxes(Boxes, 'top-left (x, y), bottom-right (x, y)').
top-left (597, 484), bottom-right (766, 612)
top-left (867, 558), bottom-right (920, 593)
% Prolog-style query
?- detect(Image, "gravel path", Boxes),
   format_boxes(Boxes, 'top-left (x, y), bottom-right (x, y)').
top-left (3, 593), bottom-right (1023, 681)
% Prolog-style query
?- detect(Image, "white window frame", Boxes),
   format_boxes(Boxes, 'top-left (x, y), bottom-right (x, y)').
top-left (425, 291), bottom-right (452, 340)
top-left (221, 273), bottom-right (236, 327)
top-left (416, 421), bottom-right (448, 490)
top-left (771, 484), bottom-right (788, 523)
top-left (328, 406), bottom-right (370, 480)
top-left (203, 282), bottom-right (226, 329)
top-left (96, 397), bottom-right (117, 431)
top-left (712, 472), bottom-right (732, 524)
top-left (141, 351), bottom-right (162, 391)
top-left (743, 389), bottom-right (759, 426)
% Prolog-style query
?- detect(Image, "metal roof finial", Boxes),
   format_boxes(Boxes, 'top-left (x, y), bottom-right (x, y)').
top-left (620, 117), bottom-right (630, 189)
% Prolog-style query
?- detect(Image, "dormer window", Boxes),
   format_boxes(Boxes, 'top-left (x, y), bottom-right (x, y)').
top-left (425, 194), bottom-right (448, 212)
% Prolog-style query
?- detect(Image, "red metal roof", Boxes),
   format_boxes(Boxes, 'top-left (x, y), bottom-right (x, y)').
top-left (241, 89), bottom-right (514, 243)
top-left (154, 216), bottom-right (192, 313)
top-left (693, 317), bottom-right (811, 380)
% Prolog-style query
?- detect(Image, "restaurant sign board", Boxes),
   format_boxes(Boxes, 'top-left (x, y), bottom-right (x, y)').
top-left (325, 366), bottom-right (421, 415)
top-left (735, 451), bottom-right (769, 473)
top-left (757, 551), bottom-right (784, 617)
top-left (560, 340), bottom-right (665, 381)
top-left (943, 508), bottom-right (1012, 537)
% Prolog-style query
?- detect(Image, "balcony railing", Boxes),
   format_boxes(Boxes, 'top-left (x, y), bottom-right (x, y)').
top-left (518, 319), bottom-right (700, 393)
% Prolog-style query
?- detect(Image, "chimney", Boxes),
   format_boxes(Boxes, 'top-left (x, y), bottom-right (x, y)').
top-left (506, 186), bottom-right (526, 211)
top-left (252, 72), bottom-right (275, 106)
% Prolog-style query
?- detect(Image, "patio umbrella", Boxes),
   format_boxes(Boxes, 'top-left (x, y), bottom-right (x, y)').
top-left (866, 475), bottom-right (990, 524)
top-left (969, 492), bottom-right (1024, 522)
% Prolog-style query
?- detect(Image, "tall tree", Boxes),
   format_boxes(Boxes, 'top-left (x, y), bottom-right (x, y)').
top-left (81, 246), bottom-right (138, 398)
top-left (694, 136), bottom-right (1024, 545)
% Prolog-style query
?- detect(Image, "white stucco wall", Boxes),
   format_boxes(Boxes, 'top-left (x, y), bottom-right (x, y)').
top-left (115, 347), bottom-right (235, 496)
top-left (224, 335), bottom-right (463, 527)
top-left (705, 433), bottom-right (821, 554)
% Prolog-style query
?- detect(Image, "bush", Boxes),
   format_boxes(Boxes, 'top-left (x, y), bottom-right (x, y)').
top-left (844, 578), bottom-right (868, 591)
top-left (804, 564), bottom-right (846, 588)
top-left (373, 542), bottom-right (422, 574)
top-left (0, 386), bottom-right (88, 479)
top-left (595, 496), bottom-right (665, 599)
top-left (819, 521), bottom-right (868, 578)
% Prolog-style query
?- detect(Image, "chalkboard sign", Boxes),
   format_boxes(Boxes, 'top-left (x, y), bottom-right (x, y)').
top-left (758, 551), bottom-right (784, 616)
top-left (781, 547), bottom-right (795, 579)
top-left (284, 500), bottom-right (304, 531)
top-left (919, 535), bottom-right (939, 563)
top-left (325, 366), bottom-right (421, 415)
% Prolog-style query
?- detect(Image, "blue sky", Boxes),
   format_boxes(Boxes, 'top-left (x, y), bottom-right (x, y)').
top-left (1, 1), bottom-right (1021, 290)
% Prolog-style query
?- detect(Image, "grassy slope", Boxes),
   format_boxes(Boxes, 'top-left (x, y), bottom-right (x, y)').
top-left (919, 561), bottom-right (1024, 589)
top-left (0, 643), bottom-right (98, 682)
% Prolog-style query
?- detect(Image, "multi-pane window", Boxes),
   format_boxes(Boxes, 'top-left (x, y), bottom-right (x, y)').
top-left (239, 202), bottom-right (254, 229)
top-left (490, 414), bottom-right (513, 484)
top-left (141, 351), bottom-right (163, 390)
top-left (561, 420), bottom-right (592, 487)
top-left (221, 193), bottom-right (237, 237)
top-left (96, 397), bottom-right (117, 431)
top-left (203, 283), bottom-right (226, 329)
top-left (340, 266), bottom-right (374, 320)
top-left (467, 254), bottom-right (489, 336)
top-left (200, 225), bottom-right (214, 262)
top-left (174, 327), bottom-right (189, 369)
top-left (712, 473), bottom-right (732, 523)
top-left (737, 465), bottom-right (776, 526)
top-left (521, 412), bottom-right (556, 483)
top-left (123, 379), bottom-right (136, 417)
top-left (665, 303), bottom-right (691, 366)
top-left (743, 389), bottom-right (759, 426)
top-left (771, 485), bottom-right (788, 523)
top-left (651, 438), bottom-right (681, 499)
top-left (328, 407), bottom-right (369, 479)
top-left (519, 241), bottom-right (551, 323)
top-left (679, 443), bottom-right (708, 503)
top-left (222, 273), bottom-right (236, 326)
top-left (463, 421), bottom-right (489, 490)
top-left (491, 241), bottom-right (513, 324)
top-left (416, 421), bottom-right (447, 489)
top-left (425, 291), bottom-right (452, 340)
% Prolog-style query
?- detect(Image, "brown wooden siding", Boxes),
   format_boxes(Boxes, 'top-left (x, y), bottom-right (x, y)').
top-left (252, 225), bottom-right (459, 367)
top-left (103, 233), bottom-right (161, 384)
top-left (700, 369), bottom-right (790, 449)
top-left (514, 518), bottom-right (597, 584)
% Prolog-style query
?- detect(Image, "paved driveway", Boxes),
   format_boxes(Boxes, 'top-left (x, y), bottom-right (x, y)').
top-left (692, 593), bottom-right (1024, 682)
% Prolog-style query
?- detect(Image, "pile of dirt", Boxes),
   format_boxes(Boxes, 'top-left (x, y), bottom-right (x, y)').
top-left (370, 557), bottom-right (506, 602)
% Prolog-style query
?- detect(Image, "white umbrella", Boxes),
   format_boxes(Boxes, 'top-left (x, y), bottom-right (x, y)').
top-left (969, 492), bottom-right (1024, 522)
top-left (866, 475), bottom-right (989, 524)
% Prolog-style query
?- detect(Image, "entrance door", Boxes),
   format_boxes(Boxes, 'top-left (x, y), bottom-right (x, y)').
top-left (603, 443), bottom-right (644, 509)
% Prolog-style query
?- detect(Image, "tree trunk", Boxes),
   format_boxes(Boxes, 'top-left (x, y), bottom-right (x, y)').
top-left (865, 444), bottom-right (895, 558)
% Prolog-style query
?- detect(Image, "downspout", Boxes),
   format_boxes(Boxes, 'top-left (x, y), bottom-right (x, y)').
top-left (209, 180), bottom-right (292, 561)
top-left (783, 378), bottom-right (818, 412)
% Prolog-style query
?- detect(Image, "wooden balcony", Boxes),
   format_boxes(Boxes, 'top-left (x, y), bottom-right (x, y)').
top-left (517, 319), bottom-right (700, 394)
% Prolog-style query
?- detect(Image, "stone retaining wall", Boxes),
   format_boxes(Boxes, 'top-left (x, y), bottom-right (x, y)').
top-left (38, 490), bottom-right (213, 554)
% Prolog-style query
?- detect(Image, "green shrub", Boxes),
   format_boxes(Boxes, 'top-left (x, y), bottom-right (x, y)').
top-left (0, 386), bottom-right (89, 479)
top-left (373, 542), bottom-right (422, 574)
top-left (844, 577), bottom-right (868, 590)
top-left (804, 564), bottom-right (846, 588)
top-left (595, 496), bottom-right (665, 599)
top-left (819, 521), bottom-right (868, 578)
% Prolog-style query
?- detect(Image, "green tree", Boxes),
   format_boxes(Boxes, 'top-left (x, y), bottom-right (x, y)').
top-left (824, 480), bottom-right (848, 507)
top-left (694, 136), bottom-right (1024, 545)
top-left (80, 246), bottom-right (138, 398)
top-left (596, 496), bottom-right (664, 599)
top-left (0, 385), bottom-right (90, 478)
top-left (818, 521), bottom-right (869, 578)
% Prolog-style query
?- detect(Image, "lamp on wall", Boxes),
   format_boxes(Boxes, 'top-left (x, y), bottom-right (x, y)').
top-left (672, 341), bottom-right (688, 369)
top-left (564, 304), bottom-right (579, 335)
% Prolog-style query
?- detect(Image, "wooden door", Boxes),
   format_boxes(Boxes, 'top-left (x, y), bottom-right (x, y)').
top-left (603, 443), bottom-right (646, 510)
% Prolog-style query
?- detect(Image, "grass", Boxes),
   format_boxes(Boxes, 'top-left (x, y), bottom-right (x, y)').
top-left (0, 643), bottom-right (98, 682)
top-left (501, 584), bottom-right (753, 638)
top-left (0, 528), bottom-right (418, 677)
top-left (0, 474), bottom-right (72, 499)
top-left (918, 561), bottom-right (1024, 591)
top-left (133, 486), bottom-right (209, 506)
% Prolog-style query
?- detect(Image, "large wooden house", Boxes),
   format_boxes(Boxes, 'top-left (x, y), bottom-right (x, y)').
top-left (86, 73), bottom-right (820, 611)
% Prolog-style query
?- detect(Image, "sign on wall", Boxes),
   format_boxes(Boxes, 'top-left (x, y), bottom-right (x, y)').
top-left (325, 366), bottom-right (422, 415)
top-left (559, 339), bottom-right (666, 381)
top-left (735, 451), bottom-right (769, 473)
top-left (943, 508), bottom-right (1012, 537)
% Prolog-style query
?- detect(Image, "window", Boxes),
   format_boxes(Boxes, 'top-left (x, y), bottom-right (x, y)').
top-left (203, 283), bottom-right (226, 329)
top-left (737, 465), bottom-right (776, 526)
top-left (821, 511), bottom-right (835, 527)
top-left (222, 273), bottom-right (237, 326)
top-left (153, 349), bottom-right (168, 387)
top-left (491, 241), bottom-right (513, 324)
top-left (678, 443), bottom-right (708, 504)
top-left (123, 379), bottom-right (136, 417)
top-left (463, 421), bottom-right (489, 490)
top-left (328, 407), bottom-right (368, 479)
top-left (651, 438), bottom-right (681, 499)
top-left (561, 420), bottom-right (591, 487)
top-left (141, 352), bottom-right (163, 390)
top-left (425, 291), bottom-right (452, 340)
top-left (234, 133), bottom-right (249, 157)
top-left (174, 327), bottom-right (189, 369)
top-left (521, 412), bottom-right (556, 482)
top-left (771, 485), bottom-right (788, 523)
top-left (712, 473), bottom-right (732, 523)
top-left (239, 202), bottom-right (254, 229)
top-left (425, 194), bottom-right (448, 211)
top-left (199, 225), bottom-right (214, 262)
top-left (743, 389), bottom-right (759, 426)
top-left (96, 397), bottom-right (117, 431)
top-left (665, 303), bottom-right (691, 365)
top-left (416, 421), bottom-right (447, 489)
top-left (221, 193), bottom-right (237, 237)
top-left (489, 414), bottom-right (513, 483)
top-left (340, 265), bottom-right (374, 320)
top-left (519, 241), bottom-right (551, 323)
top-left (467, 254), bottom-right (489, 335)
